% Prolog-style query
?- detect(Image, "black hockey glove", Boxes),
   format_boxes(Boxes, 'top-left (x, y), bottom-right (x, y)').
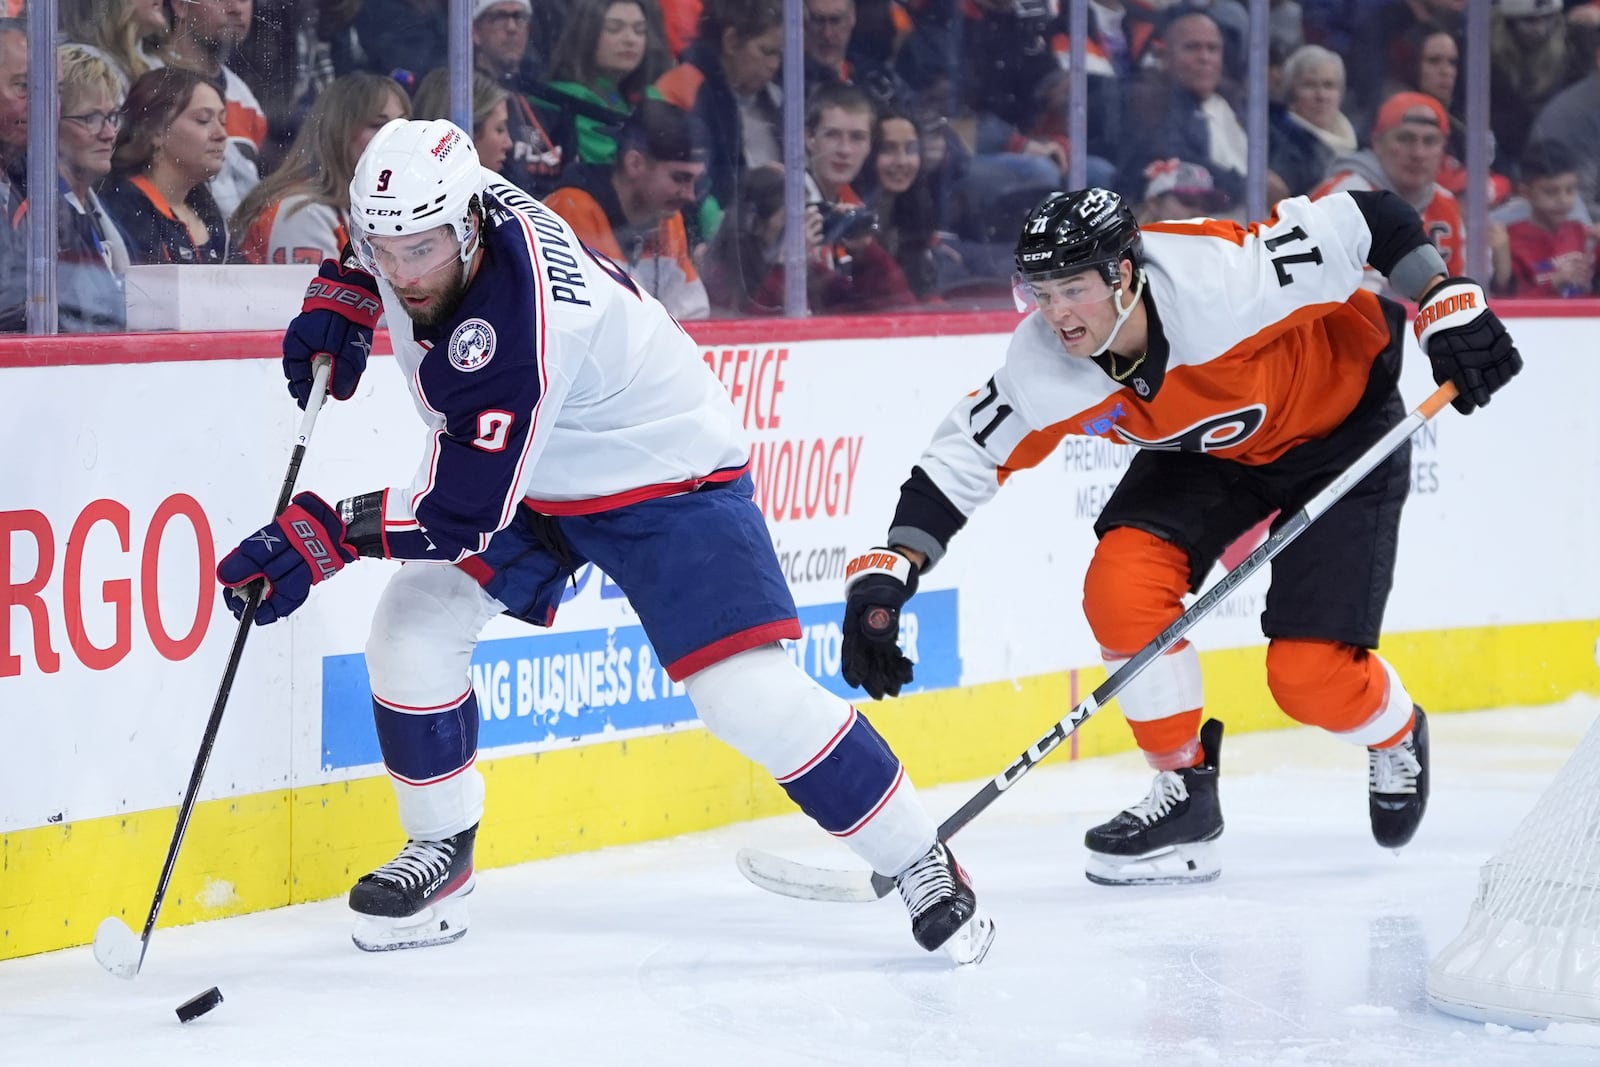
top-left (283, 258), bottom-right (382, 409)
top-left (1414, 277), bottom-right (1522, 416)
top-left (841, 548), bottom-right (919, 701)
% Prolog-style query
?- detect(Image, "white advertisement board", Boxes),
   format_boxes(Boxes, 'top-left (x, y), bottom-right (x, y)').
top-left (3, 318), bottom-right (1594, 833)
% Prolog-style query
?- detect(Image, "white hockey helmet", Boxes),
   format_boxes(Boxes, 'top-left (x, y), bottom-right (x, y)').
top-left (349, 118), bottom-right (485, 278)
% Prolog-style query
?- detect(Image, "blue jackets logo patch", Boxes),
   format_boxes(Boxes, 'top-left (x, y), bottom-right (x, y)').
top-left (448, 318), bottom-right (496, 372)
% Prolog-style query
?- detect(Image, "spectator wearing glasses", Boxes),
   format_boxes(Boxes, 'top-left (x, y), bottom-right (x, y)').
top-left (474, 0), bottom-right (567, 197)
top-left (542, 0), bottom-right (673, 167)
top-left (231, 73), bottom-right (410, 265)
top-left (544, 99), bottom-right (710, 319)
top-left (41, 46), bottom-right (133, 330)
top-left (100, 67), bottom-right (230, 264)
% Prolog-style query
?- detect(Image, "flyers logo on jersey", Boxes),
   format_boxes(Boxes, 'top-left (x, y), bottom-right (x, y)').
top-left (447, 318), bottom-right (496, 372)
top-left (1113, 405), bottom-right (1266, 453)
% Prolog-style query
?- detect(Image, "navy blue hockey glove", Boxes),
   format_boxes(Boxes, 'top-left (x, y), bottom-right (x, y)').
top-left (283, 258), bottom-right (382, 409)
top-left (841, 548), bottom-right (919, 701)
top-left (216, 492), bottom-right (357, 624)
top-left (1414, 277), bottom-right (1522, 416)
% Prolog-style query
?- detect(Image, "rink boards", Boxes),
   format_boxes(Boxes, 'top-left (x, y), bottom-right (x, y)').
top-left (2, 309), bottom-right (1597, 960)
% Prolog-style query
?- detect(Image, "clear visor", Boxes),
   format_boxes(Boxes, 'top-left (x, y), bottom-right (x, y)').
top-left (354, 225), bottom-right (463, 285)
top-left (1011, 271), bottom-right (1116, 313)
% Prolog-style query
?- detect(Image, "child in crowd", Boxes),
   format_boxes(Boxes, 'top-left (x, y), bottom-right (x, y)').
top-left (1493, 140), bottom-right (1597, 298)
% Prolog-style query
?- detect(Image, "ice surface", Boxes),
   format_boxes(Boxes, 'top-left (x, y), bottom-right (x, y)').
top-left (3, 699), bottom-right (1598, 1066)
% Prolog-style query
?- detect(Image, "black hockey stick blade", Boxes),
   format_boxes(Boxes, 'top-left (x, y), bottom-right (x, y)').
top-left (95, 361), bottom-right (331, 978)
top-left (738, 382), bottom-right (1458, 903)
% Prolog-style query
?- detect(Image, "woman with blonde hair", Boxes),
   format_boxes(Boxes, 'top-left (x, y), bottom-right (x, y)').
top-left (410, 68), bottom-right (513, 174)
top-left (37, 45), bottom-right (134, 330)
top-left (231, 73), bottom-right (411, 265)
top-left (58, 0), bottom-right (168, 91)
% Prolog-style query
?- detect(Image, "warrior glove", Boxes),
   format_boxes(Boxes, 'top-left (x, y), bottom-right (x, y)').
top-left (841, 548), bottom-right (919, 701)
top-left (1414, 277), bottom-right (1522, 416)
top-left (216, 492), bottom-right (357, 624)
top-left (283, 258), bottom-right (382, 409)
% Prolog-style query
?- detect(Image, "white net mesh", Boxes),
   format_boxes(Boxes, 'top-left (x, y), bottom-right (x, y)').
top-left (1427, 714), bottom-right (1600, 1028)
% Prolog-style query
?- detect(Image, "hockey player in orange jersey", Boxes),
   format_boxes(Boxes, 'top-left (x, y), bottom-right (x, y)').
top-left (838, 186), bottom-right (1522, 885)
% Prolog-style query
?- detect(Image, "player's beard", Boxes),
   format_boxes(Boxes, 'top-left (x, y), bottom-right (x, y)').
top-left (396, 268), bottom-right (469, 327)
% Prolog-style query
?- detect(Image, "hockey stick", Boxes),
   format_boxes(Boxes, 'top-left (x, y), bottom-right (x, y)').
top-left (738, 380), bottom-right (1458, 903)
top-left (94, 361), bottom-right (333, 978)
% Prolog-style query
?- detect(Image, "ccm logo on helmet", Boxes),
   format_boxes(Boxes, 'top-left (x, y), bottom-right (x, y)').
top-left (1113, 405), bottom-right (1266, 453)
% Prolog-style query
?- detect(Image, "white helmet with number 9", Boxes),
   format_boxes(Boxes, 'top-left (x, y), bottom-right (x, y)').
top-left (349, 118), bottom-right (485, 280)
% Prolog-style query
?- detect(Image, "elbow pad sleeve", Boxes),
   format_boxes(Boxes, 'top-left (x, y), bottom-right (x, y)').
top-left (1348, 189), bottom-right (1446, 299)
top-left (886, 466), bottom-right (968, 572)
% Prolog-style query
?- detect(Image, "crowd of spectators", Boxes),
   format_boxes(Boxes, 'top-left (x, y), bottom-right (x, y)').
top-left (5, 0), bottom-right (1600, 330)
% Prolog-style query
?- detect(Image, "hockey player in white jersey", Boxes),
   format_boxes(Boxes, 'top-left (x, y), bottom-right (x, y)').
top-left (214, 119), bottom-right (994, 964)
top-left (840, 187), bottom-right (1521, 885)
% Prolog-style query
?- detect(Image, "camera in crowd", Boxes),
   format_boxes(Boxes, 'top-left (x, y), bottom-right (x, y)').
top-left (819, 203), bottom-right (880, 245)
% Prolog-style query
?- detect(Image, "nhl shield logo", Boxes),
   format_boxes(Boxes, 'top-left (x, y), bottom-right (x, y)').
top-left (448, 318), bottom-right (496, 372)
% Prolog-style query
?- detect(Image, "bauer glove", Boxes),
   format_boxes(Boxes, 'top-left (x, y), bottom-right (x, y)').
top-left (283, 257), bottom-right (382, 409)
top-left (1414, 277), bottom-right (1522, 416)
top-left (841, 548), bottom-right (918, 700)
top-left (216, 492), bottom-right (357, 624)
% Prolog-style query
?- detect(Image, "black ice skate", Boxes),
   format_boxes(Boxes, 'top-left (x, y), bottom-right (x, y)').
top-left (1085, 718), bottom-right (1224, 886)
top-left (895, 842), bottom-right (995, 965)
top-left (1369, 706), bottom-right (1429, 850)
top-left (349, 823), bottom-right (477, 952)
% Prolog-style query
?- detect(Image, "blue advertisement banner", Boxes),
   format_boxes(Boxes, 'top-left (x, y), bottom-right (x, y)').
top-left (320, 589), bottom-right (961, 771)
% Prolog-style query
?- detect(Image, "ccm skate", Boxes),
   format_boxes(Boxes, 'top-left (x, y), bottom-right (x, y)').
top-left (1085, 719), bottom-right (1224, 885)
top-left (895, 842), bottom-right (995, 965)
top-left (350, 823), bottom-right (477, 951)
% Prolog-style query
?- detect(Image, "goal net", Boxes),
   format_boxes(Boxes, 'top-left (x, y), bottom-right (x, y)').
top-left (1427, 714), bottom-right (1600, 1028)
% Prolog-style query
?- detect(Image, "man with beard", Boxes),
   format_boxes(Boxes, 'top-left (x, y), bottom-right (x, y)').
top-left (213, 118), bottom-right (996, 966)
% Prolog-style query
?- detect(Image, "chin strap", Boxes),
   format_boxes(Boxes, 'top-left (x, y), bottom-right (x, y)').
top-left (1089, 268), bottom-right (1146, 357)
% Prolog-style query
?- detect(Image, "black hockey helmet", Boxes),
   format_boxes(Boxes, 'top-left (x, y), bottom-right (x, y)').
top-left (1013, 188), bottom-right (1142, 287)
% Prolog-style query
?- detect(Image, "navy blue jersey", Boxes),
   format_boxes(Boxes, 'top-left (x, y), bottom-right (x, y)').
top-left (371, 173), bottom-right (748, 563)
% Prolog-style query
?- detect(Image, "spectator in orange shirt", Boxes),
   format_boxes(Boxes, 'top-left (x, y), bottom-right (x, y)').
top-left (543, 99), bottom-right (711, 319)
top-left (1312, 91), bottom-right (1463, 289)
top-left (231, 73), bottom-right (410, 265)
top-left (1492, 140), bottom-right (1598, 297)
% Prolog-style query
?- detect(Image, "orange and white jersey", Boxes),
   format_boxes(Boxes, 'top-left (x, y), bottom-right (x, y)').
top-left (916, 193), bottom-right (1399, 518)
top-left (1311, 153), bottom-right (1464, 284)
top-left (235, 195), bottom-right (346, 266)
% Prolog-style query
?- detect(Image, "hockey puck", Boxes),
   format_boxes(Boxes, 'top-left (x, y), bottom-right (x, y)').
top-left (175, 986), bottom-right (223, 1023)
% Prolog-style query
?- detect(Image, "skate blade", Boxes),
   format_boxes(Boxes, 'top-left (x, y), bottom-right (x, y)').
top-left (1085, 840), bottom-right (1220, 886)
top-left (941, 909), bottom-right (996, 967)
top-left (351, 885), bottom-right (473, 952)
